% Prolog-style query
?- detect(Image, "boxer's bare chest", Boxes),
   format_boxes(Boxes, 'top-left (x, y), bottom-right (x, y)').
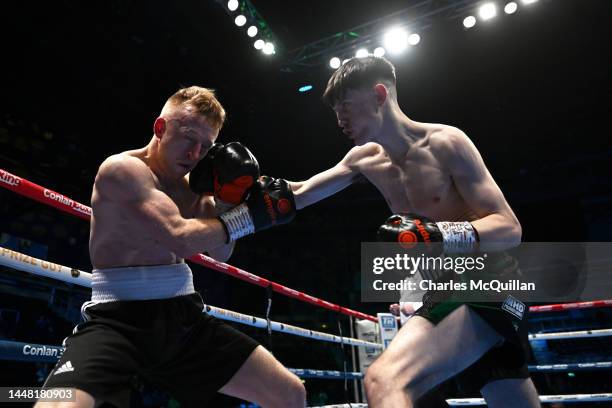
top-left (357, 144), bottom-right (470, 221)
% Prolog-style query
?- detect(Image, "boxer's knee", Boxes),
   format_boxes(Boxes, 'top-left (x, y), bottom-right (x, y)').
top-left (288, 377), bottom-right (307, 408)
top-left (365, 360), bottom-right (397, 401)
top-left (365, 358), bottom-right (421, 405)
top-left (364, 364), bottom-right (385, 402)
top-left (365, 368), bottom-right (415, 408)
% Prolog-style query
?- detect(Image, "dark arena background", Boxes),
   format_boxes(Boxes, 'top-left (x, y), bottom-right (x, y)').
top-left (1, 0), bottom-right (612, 407)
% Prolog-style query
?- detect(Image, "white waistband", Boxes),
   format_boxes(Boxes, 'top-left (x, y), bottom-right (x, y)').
top-left (91, 263), bottom-right (195, 302)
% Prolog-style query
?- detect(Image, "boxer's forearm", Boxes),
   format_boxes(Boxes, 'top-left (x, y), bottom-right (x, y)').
top-left (288, 181), bottom-right (311, 210)
top-left (288, 149), bottom-right (360, 210)
top-left (471, 212), bottom-right (522, 251)
top-left (206, 240), bottom-right (235, 262)
top-left (289, 171), bottom-right (356, 210)
top-left (289, 179), bottom-right (338, 210)
top-left (173, 218), bottom-right (229, 258)
top-left (189, 194), bottom-right (234, 259)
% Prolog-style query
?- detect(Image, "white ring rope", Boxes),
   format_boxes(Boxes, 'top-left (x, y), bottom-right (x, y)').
top-left (528, 328), bottom-right (612, 340)
top-left (311, 393), bottom-right (612, 407)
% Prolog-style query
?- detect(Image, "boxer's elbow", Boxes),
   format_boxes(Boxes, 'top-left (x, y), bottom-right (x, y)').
top-left (514, 223), bottom-right (523, 245)
top-left (288, 181), bottom-right (304, 193)
top-left (507, 217), bottom-right (522, 248)
top-left (170, 228), bottom-right (197, 258)
top-left (288, 181), bottom-right (307, 210)
top-left (170, 219), bottom-right (210, 258)
top-left (207, 241), bottom-right (235, 263)
top-left (479, 212), bottom-right (522, 249)
top-left (291, 181), bottom-right (318, 210)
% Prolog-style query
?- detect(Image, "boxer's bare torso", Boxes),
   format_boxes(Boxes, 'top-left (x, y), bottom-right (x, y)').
top-left (297, 121), bottom-right (511, 217)
top-left (291, 119), bottom-right (520, 247)
top-left (347, 125), bottom-right (477, 222)
top-left (90, 148), bottom-right (212, 269)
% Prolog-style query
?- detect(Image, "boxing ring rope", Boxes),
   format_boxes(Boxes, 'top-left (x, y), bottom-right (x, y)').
top-left (528, 328), bottom-right (612, 340)
top-left (0, 168), bottom-right (376, 322)
top-left (0, 247), bottom-right (380, 349)
top-left (529, 300), bottom-right (612, 313)
top-left (0, 339), bottom-right (368, 380)
top-left (313, 393), bottom-right (612, 407)
top-left (445, 394), bottom-right (612, 406)
top-left (204, 304), bottom-right (379, 347)
top-left (1, 336), bottom-right (611, 380)
top-left (296, 361), bottom-right (612, 377)
top-left (529, 362), bottom-right (612, 372)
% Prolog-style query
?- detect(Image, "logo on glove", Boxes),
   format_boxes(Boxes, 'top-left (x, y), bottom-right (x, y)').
top-left (277, 198), bottom-right (292, 215)
top-left (263, 193), bottom-right (277, 224)
top-left (398, 231), bottom-right (418, 249)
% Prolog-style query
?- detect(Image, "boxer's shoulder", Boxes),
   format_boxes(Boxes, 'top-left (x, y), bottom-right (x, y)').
top-left (95, 153), bottom-right (155, 198)
top-left (427, 125), bottom-right (467, 146)
top-left (426, 126), bottom-right (473, 163)
top-left (98, 153), bottom-right (150, 181)
top-left (343, 142), bottom-right (385, 166)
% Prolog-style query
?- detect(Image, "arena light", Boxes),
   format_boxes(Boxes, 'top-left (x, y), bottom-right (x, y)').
top-left (247, 25), bottom-right (258, 37)
top-left (373, 47), bottom-right (386, 57)
top-left (298, 85), bottom-right (313, 93)
top-left (262, 42), bottom-right (275, 55)
top-left (329, 57), bottom-right (341, 69)
top-left (463, 16), bottom-right (477, 28)
top-left (504, 2), bottom-right (518, 14)
top-left (408, 33), bottom-right (421, 46)
top-left (383, 27), bottom-right (409, 54)
top-left (355, 48), bottom-right (369, 58)
top-left (521, 0), bottom-right (538, 4)
top-left (479, 3), bottom-right (497, 20)
top-left (227, 0), bottom-right (239, 12)
top-left (234, 15), bottom-right (247, 27)
top-left (254, 39), bottom-right (264, 49)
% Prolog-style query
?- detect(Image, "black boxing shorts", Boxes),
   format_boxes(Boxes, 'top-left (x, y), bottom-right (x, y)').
top-left (43, 264), bottom-right (259, 407)
top-left (413, 252), bottom-right (531, 392)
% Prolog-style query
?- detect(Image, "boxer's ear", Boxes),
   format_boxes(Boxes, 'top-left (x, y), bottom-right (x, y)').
top-left (373, 84), bottom-right (388, 106)
top-left (153, 117), bottom-right (166, 138)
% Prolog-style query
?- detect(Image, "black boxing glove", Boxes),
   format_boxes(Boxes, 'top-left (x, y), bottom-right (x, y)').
top-left (217, 176), bottom-right (296, 242)
top-left (189, 142), bottom-right (260, 213)
top-left (377, 213), bottom-right (479, 253)
top-left (189, 143), bottom-right (222, 194)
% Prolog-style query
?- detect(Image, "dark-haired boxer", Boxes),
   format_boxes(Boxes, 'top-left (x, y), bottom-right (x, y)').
top-left (37, 86), bottom-right (303, 408)
top-left (284, 57), bottom-right (540, 407)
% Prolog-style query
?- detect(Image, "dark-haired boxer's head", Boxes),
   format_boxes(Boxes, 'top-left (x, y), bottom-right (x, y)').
top-left (153, 86), bottom-right (224, 178)
top-left (323, 57), bottom-right (397, 146)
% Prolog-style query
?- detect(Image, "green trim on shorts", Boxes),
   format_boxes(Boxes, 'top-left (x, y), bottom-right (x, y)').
top-left (428, 301), bottom-right (500, 323)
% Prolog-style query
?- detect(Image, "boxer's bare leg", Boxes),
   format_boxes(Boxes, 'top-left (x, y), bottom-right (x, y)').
top-left (365, 305), bottom-right (503, 408)
top-left (219, 345), bottom-right (306, 408)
